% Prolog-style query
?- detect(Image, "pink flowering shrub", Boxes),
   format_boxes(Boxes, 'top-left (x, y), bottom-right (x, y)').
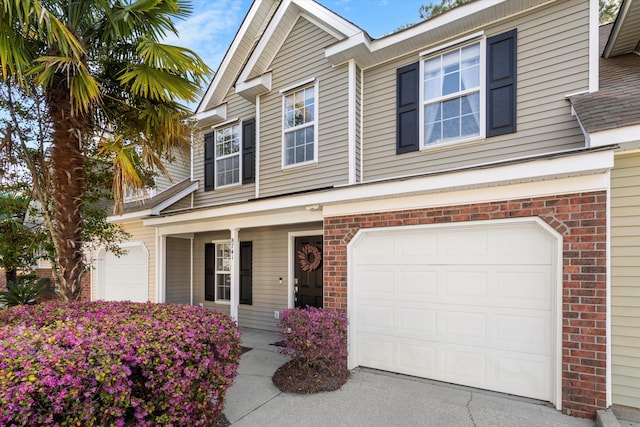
top-left (0, 301), bottom-right (240, 426)
top-left (278, 307), bottom-right (348, 374)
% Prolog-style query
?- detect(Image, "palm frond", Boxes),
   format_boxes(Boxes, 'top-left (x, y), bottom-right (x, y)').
top-left (118, 64), bottom-right (202, 103)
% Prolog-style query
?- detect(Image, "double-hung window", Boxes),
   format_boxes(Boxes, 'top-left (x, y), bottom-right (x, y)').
top-left (283, 84), bottom-right (317, 167)
top-left (215, 242), bottom-right (231, 302)
top-left (423, 42), bottom-right (481, 145)
top-left (215, 124), bottom-right (240, 187)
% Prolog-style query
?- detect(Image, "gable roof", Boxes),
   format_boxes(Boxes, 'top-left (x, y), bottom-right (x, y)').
top-left (569, 19), bottom-right (640, 148)
top-left (195, 0), bottom-right (280, 115)
top-left (110, 178), bottom-right (198, 222)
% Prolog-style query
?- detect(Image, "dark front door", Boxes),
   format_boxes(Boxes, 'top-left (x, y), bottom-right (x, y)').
top-left (294, 236), bottom-right (323, 308)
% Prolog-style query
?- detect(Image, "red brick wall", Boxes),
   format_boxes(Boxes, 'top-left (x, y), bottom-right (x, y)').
top-left (323, 191), bottom-right (607, 419)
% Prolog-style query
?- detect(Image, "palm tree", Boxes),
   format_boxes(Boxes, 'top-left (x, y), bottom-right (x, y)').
top-left (0, 0), bottom-right (210, 301)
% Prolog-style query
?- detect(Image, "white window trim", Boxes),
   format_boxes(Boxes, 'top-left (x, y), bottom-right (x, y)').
top-left (214, 122), bottom-right (242, 190)
top-left (281, 81), bottom-right (319, 169)
top-left (419, 36), bottom-right (486, 150)
top-left (212, 239), bottom-right (232, 304)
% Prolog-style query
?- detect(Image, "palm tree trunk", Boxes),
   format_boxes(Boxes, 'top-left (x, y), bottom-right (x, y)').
top-left (46, 77), bottom-right (87, 302)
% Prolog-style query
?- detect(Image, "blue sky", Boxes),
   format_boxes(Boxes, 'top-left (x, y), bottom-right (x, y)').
top-left (164, 0), bottom-right (426, 105)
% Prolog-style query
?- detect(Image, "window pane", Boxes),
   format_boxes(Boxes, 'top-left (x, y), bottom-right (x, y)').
top-left (461, 44), bottom-right (480, 68)
top-left (424, 57), bottom-right (441, 80)
top-left (425, 121), bottom-right (441, 144)
top-left (442, 50), bottom-right (460, 74)
top-left (442, 71), bottom-right (459, 96)
top-left (461, 93), bottom-right (479, 115)
top-left (285, 132), bottom-right (295, 149)
top-left (460, 66), bottom-right (479, 91)
top-left (442, 98), bottom-right (460, 120)
top-left (286, 147), bottom-right (294, 165)
top-left (461, 114), bottom-right (479, 137)
top-left (443, 117), bottom-right (459, 139)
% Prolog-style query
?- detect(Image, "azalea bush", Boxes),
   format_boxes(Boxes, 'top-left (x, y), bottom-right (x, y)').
top-left (0, 301), bottom-right (240, 426)
top-left (278, 307), bottom-right (348, 374)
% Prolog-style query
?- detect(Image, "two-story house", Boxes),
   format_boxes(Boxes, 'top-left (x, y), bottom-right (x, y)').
top-left (97, 0), bottom-right (640, 419)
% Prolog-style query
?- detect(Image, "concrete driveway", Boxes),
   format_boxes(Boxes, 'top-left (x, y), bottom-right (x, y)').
top-left (224, 328), bottom-right (595, 427)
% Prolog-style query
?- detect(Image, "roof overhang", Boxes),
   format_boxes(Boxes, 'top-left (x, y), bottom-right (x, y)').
top-left (325, 0), bottom-right (556, 69)
top-left (143, 149), bottom-right (614, 229)
top-left (194, 104), bottom-right (227, 128)
top-left (603, 0), bottom-right (640, 57)
top-left (109, 181), bottom-right (199, 223)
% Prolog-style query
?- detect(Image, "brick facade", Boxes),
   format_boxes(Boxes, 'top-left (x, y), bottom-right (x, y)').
top-left (323, 191), bottom-right (607, 419)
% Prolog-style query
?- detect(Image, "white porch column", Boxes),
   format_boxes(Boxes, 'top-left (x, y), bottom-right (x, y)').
top-left (230, 228), bottom-right (240, 321)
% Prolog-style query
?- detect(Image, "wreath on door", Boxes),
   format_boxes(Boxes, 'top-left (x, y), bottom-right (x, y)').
top-left (297, 243), bottom-right (322, 272)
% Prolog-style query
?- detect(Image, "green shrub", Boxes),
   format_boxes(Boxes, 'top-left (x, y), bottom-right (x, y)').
top-left (0, 275), bottom-right (50, 307)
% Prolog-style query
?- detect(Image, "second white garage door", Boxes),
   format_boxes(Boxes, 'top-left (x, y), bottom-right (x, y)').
top-left (97, 243), bottom-right (148, 303)
top-left (349, 219), bottom-right (559, 403)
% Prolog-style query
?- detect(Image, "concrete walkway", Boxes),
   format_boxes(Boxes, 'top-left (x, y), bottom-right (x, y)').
top-left (224, 328), bottom-right (596, 427)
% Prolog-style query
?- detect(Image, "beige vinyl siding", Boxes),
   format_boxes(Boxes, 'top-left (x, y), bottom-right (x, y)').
top-left (165, 237), bottom-right (191, 304)
top-left (192, 223), bottom-right (322, 331)
top-left (192, 92), bottom-right (257, 208)
top-left (155, 149), bottom-right (190, 192)
top-left (361, 0), bottom-right (588, 182)
top-left (611, 152), bottom-right (640, 409)
top-left (92, 221), bottom-right (156, 302)
top-left (259, 17), bottom-right (349, 198)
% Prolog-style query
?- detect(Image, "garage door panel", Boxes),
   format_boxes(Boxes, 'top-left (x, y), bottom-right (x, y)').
top-left (495, 312), bottom-right (551, 353)
top-left (442, 271), bottom-right (489, 298)
top-left (357, 268), bottom-right (394, 297)
top-left (358, 303), bottom-right (395, 332)
top-left (397, 270), bottom-right (437, 300)
top-left (398, 306), bottom-right (437, 336)
top-left (352, 221), bottom-right (557, 402)
top-left (357, 333), bottom-right (396, 370)
top-left (495, 352), bottom-right (551, 397)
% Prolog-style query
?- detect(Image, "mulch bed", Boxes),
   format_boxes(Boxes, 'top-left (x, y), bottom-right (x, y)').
top-left (272, 359), bottom-right (350, 394)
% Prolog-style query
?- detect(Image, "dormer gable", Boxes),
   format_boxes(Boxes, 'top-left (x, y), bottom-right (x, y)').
top-left (234, 0), bottom-right (363, 102)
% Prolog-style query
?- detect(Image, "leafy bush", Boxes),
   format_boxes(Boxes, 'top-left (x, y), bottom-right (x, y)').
top-left (0, 275), bottom-right (51, 307)
top-left (278, 307), bottom-right (348, 374)
top-left (0, 301), bottom-right (241, 426)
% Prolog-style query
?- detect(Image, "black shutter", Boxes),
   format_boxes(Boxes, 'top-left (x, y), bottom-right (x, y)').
top-left (396, 61), bottom-right (420, 154)
top-left (239, 241), bottom-right (252, 305)
top-left (242, 118), bottom-right (255, 184)
top-left (204, 243), bottom-right (215, 301)
top-left (204, 132), bottom-right (215, 190)
top-left (486, 29), bottom-right (517, 137)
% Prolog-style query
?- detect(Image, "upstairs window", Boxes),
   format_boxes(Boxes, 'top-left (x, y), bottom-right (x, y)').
top-left (215, 123), bottom-right (240, 187)
top-left (423, 43), bottom-right (481, 145)
top-left (283, 84), bottom-right (317, 167)
top-left (396, 29), bottom-right (516, 154)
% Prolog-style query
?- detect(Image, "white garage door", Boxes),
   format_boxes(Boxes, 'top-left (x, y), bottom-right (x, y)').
top-left (350, 220), bottom-right (559, 402)
top-left (97, 244), bottom-right (148, 302)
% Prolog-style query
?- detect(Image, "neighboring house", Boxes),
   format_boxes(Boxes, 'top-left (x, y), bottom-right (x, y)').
top-left (99, 0), bottom-right (640, 419)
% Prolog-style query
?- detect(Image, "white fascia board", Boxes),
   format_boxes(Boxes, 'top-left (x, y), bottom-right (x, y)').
top-left (589, 125), bottom-right (640, 147)
top-left (236, 0), bottom-right (293, 87)
top-left (326, 0), bottom-right (505, 63)
top-left (196, 2), bottom-right (266, 113)
top-left (292, 0), bottom-right (361, 37)
top-left (589, 0), bottom-right (599, 92)
top-left (108, 209), bottom-right (153, 223)
top-left (156, 209), bottom-right (323, 236)
top-left (324, 174), bottom-right (609, 217)
top-left (150, 182), bottom-right (199, 215)
top-left (143, 150), bottom-right (613, 228)
top-left (194, 104), bottom-right (227, 128)
top-left (237, 0), bottom-right (361, 86)
top-left (235, 72), bottom-right (272, 102)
